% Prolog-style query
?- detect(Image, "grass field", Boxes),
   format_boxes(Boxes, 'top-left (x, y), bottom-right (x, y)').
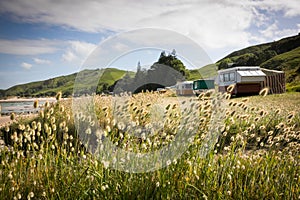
top-left (0, 91), bottom-right (299, 199)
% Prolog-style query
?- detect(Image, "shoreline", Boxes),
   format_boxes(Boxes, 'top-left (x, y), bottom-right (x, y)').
top-left (0, 97), bottom-right (57, 103)
top-left (0, 97), bottom-right (69, 116)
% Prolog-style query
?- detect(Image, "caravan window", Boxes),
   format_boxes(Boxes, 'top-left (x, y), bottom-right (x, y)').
top-left (186, 83), bottom-right (193, 89)
top-left (229, 72), bottom-right (235, 81)
top-left (219, 74), bottom-right (224, 82)
top-left (224, 73), bottom-right (230, 82)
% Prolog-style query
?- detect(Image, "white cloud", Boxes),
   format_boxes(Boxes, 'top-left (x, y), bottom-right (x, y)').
top-left (62, 51), bottom-right (76, 62)
top-left (260, 21), bottom-right (299, 41)
top-left (62, 41), bottom-right (97, 63)
top-left (33, 58), bottom-right (51, 64)
top-left (260, 22), bottom-right (279, 38)
top-left (248, 0), bottom-right (300, 18)
top-left (0, 38), bottom-right (97, 65)
top-left (0, 39), bottom-right (60, 55)
top-left (21, 62), bottom-right (33, 70)
top-left (112, 43), bottom-right (130, 52)
top-left (0, 0), bottom-right (299, 61)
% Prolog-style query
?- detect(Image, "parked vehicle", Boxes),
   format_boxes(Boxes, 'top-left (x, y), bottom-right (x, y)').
top-left (217, 66), bottom-right (266, 95)
top-left (175, 81), bottom-right (194, 96)
top-left (192, 79), bottom-right (215, 96)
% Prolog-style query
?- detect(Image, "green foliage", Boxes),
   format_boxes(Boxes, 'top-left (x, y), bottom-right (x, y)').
top-left (114, 50), bottom-right (190, 93)
top-left (188, 69), bottom-right (202, 80)
top-left (157, 51), bottom-right (190, 79)
top-left (286, 84), bottom-right (300, 92)
top-left (261, 47), bottom-right (300, 71)
top-left (221, 44), bottom-right (271, 61)
top-left (217, 58), bottom-right (233, 69)
top-left (188, 64), bottom-right (217, 80)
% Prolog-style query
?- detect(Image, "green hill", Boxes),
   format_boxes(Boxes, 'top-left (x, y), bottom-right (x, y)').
top-left (188, 64), bottom-right (217, 80)
top-left (217, 33), bottom-right (300, 91)
top-left (1, 68), bottom-right (129, 98)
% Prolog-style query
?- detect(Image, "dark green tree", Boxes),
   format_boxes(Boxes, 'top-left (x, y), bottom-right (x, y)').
top-left (157, 50), bottom-right (190, 80)
top-left (111, 50), bottom-right (190, 94)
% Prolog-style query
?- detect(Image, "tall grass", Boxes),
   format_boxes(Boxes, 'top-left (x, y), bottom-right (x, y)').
top-left (0, 92), bottom-right (299, 199)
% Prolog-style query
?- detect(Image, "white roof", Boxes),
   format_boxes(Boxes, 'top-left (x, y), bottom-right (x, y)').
top-left (237, 70), bottom-right (266, 77)
top-left (218, 66), bottom-right (260, 73)
top-left (177, 81), bottom-right (193, 84)
top-left (261, 68), bottom-right (284, 74)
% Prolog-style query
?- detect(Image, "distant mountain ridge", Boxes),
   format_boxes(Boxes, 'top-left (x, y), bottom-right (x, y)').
top-left (217, 33), bottom-right (300, 91)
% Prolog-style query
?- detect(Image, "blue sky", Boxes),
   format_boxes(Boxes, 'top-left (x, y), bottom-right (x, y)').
top-left (0, 0), bottom-right (299, 89)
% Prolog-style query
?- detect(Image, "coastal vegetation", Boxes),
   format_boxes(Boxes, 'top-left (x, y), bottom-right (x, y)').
top-left (0, 91), bottom-right (299, 199)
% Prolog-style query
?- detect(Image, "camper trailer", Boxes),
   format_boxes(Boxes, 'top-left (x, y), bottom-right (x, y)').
top-left (175, 81), bottom-right (194, 96)
top-left (193, 79), bottom-right (215, 96)
top-left (217, 66), bottom-right (266, 95)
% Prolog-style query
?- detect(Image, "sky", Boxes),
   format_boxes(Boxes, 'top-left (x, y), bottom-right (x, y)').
top-left (0, 0), bottom-right (300, 89)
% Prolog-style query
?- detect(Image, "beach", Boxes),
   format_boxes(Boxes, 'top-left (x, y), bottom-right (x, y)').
top-left (0, 115), bottom-right (11, 127)
top-left (0, 97), bottom-right (57, 103)
top-left (0, 97), bottom-right (58, 122)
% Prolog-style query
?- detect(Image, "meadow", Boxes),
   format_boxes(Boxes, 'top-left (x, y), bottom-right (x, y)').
top-left (0, 90), bottom-right (299, 199)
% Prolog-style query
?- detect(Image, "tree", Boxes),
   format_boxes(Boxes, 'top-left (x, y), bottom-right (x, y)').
top-left (112, 50), bottom-right (190, 94)
top-left (157, 50), bottom-right (189, 80)
top-left (137, 61), bottom-right (141, 72)
top-left (159, 51), bottom-right (166, 59)
top-left (218, 58), bottom-right (232, 70)
top-left (171, 49), bottom-right (176, 56)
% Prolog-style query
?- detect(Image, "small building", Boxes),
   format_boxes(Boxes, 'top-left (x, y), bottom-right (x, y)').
top-left (175, 81), bottom-right (194, 96)
top-left (217, 66), bottom-right (266, 95)
top-left (261, 68), bottom-right (285, 94)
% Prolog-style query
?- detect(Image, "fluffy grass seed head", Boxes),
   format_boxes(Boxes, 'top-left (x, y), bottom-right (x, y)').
top-left (259, 87), bottom-right (269, 97)
top-left (227, 84), bottom-right (235, 93)
top-left (44, 101), bottom-right (50, 108)
top-left (33, 100), bottom-right (39, 109)
top-left (56, 91), bottom-right (62, 101)
top-left (10, 112), bottom-right (15, 120)
top-left (287, 112), bottom-right (295, 120)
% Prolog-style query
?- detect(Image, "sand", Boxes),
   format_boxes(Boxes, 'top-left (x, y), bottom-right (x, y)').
top-left (0, 116), bottom-right (11, 127)
top-left (0, 114), bottom-right (38, 128)
top-left (0, 97), bottom-right (57, 103)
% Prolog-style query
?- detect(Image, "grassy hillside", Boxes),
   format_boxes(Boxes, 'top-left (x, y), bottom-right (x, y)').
top-left (220, 34), bottom-right (300, 63)
top-left (261, 46), bottom-right (300, 71)
top-left (1, 68), bottom-right (128, 98)
top-left (217, 33), bottom-right (300, 91)
top-left (188, 64), bottom-right (217, 80)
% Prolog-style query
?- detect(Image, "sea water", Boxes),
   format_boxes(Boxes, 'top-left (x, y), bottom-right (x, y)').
top-left (0, 100), bottom-right (56, 115)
